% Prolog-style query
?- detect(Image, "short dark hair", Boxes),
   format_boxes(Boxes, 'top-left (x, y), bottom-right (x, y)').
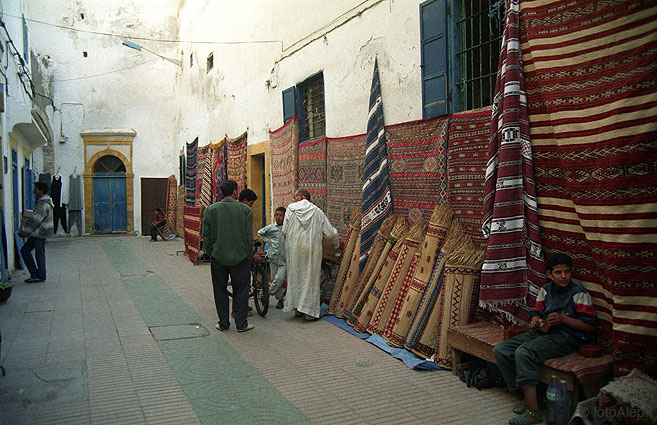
top-left (546, 253), bottom-right (572, 271)
top-left (275, 206), bottom-right (286, 214)
top-left (238, 188), bottom-right (257, 202)
top-left (221, 180), bottom-right (238, 197)
top-left (295, 188), bottom-right (311, 201)
top-left (154, 207), bottom-right (164, 214)
top-left (34, 182), bottom-right (49, 194)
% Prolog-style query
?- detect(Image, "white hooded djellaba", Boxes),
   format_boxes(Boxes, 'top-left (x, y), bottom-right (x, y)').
top-left (282, 199), bottom-right (339, 318)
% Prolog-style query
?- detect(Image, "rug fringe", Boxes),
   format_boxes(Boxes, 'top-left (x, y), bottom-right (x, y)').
top-left (390, 216), bottom-right (408, 241)
top-left (478, 300), bottom-right (529, 326)
top-left (378, 214), bottom-right (397, 237)
top-left (349, 208), bottom-right (362, 229)
top-left (430, 204), bottom-right (455, 227)
top-left (407, 219), bottom-right (427, 242)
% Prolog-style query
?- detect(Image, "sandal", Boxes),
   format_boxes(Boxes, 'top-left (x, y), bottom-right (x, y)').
top-left (508, 409), bottom-right (543, 425)
top-left (512, 400), bottom-right (527, 415)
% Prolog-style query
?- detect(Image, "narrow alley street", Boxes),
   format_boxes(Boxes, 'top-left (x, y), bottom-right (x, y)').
top-left (0, 235), bottom-right (517, 424)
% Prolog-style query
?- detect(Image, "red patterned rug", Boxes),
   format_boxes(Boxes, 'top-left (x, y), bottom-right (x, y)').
top-left (523, 0), bottom-right (657, 375)
top-left (327, 134), bottom-right (366, 239)
top-left (270, 118), bottom-right (299, 209)
top-left (447, 107), bottom-right (491, 249)
top-left (212, 139), bottom-right (227, 203)
top-left (227, 132), bottom-right (248, 194)
top-left (183, 205), bottom-right (202, 262)
top-left (195, 145), bottom-right (210, 206)
top-left (165, 175), bottom-right (177, 233)
top-left (298, 137), bottom-right (327, 211)
top-left (386, 116), bottom-right (449, 224)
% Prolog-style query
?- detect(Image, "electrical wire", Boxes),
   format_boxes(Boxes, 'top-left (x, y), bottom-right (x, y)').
top-left (49, 57), bottom-right (159, 82)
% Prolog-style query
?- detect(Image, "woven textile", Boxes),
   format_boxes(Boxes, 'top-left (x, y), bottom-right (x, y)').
top-left (328, 210), bottom-right (361, 316)
top-left (195, 145), bottom-right (209, 204)
top-left (386, 116), bottom-right (450, 223)
top-left (165, 175), bottom-right (177, 233)
top-left (600, 369), bottom-right (657, 420)
top-left (330, 234), bottom-right (361, 318)
top-left (198, 145), bottom-right (214, 208)
top-left (176, 185), bottom-right (185, 234)
top-left (382, 251), bottom-right (421, 343)
top-left (183, 205), bottom-right (202, 262)
top-left (270, 118), bottom-right (299, 209)
top-left (480, 0), bottom-right (546, 324)
top-left (212, 139), bottom-right (227, 203)
top-left (523, 0), bottom-right (657, 375)
top-left (327, 135), bottom-right (366, 239)
top-left (227, 132), bottom-right (248, 194)
top-left (185, 138), bottom-right (198, 205)
top-left (447, 107), bottom-right (491, 248)
top-left (386, 206), bottom-right (453, 347)
top-left (361, 59), bottom-right (393, 270)
top-left (298, 137), bottom-right (328, 211)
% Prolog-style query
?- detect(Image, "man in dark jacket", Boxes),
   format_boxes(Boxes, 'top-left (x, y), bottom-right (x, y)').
top-left (18, 182), bottom-right (54, 283)
top-left (202, 180), bottom-right (254, 332)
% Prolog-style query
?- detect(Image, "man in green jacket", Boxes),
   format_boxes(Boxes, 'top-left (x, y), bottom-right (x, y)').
top-left (202, 180), bottom-right (254, 332)
top-left (18, 182), bottom-right (54, 283)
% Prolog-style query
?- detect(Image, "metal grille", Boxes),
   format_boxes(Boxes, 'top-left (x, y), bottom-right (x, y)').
top-left (455, 0), bottom-right (504, 110)
top-left (302, 76), bottom-right (325, 140)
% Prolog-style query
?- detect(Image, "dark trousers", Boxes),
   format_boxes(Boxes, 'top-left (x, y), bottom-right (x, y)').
top-left (211, 256), bottom-right (250, 330)
top-left (493, 329), bottom-right (578, 390)
top-left (53, 205), bottom-right (68, 234)
top-left (150, 222), bottom-right (166, 240)
top-left (20, 237), bottom-right (46, 280)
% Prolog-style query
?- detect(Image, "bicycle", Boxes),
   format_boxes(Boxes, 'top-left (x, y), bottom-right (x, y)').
top-left (226, 241), bottom-right (270, 317)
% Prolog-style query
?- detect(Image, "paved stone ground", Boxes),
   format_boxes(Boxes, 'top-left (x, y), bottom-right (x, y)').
top-left (0, 235), bottom-right (519, 424)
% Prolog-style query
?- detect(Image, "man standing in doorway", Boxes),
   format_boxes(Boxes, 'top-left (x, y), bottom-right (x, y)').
top-left (19, 182), bottom-right (54, 283)
top-left (202, 180), bottom-right (255, 332)
top-left (283, 189), bottom-right (339, 320)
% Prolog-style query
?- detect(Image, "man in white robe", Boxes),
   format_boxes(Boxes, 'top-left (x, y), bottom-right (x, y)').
top-left (282, 189), bottom-right (339, 320)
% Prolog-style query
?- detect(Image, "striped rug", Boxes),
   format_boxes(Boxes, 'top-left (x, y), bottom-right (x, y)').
top-left (185, 138), bottom-right (198, 205)
top-left (522, 0), bottom-right (657, 375)
top-left (270, 118), bottom-right (299, 209)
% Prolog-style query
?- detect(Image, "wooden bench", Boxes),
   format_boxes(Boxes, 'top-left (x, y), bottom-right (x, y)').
top-left (447, 322), bottom-right (613, 408)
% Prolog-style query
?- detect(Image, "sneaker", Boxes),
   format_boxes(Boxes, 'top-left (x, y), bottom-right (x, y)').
top-left (215, 322), bottom-right (229, 331)
top-left (149, 239), bottom-right (156, 242)
top-left (276, 300), bottom-right (284, 309)
top-left (294, 310), bottom-right (304, 318)
top-left (24, 276), bottom-right (35, 283)
top-left (26, 277), bottom-right (45, 283)
top-left (236, 324), bottom-right (254, 333)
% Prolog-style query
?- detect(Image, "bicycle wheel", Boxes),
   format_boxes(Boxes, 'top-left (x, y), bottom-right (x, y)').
top-left (252, 263), bottom-right (270, 316)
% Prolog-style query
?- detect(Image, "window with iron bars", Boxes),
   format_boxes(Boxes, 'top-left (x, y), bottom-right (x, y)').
top-left (301, 75), bottom-right (326, 140)
top-left (454, 0), bottom-right (504, 111)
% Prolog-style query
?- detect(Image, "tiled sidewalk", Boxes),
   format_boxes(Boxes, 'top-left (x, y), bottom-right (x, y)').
top-left (0, 235), bottom-right (517, 424)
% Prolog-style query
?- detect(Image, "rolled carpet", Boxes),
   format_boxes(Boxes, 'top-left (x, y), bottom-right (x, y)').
top-left (327, 209), bottom-right (361, 316)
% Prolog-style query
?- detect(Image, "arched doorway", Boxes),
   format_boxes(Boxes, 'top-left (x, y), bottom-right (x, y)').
top-left (93, 155), bottom-right (127, 233)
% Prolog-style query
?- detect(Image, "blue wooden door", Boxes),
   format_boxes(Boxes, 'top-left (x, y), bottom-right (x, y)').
top-left (93, 173), bottom-right (127, 232)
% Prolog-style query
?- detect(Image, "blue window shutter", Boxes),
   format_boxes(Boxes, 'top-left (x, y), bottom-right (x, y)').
top-left (420, 0), bottom-right (447, 117)
top-left (282, 86), bottom-right (297, 124)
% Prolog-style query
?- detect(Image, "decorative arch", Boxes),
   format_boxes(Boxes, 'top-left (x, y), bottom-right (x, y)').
top-left (82, 129), bottom-right (135, 234)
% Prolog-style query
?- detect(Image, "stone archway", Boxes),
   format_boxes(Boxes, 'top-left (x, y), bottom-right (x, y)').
top-left (82, 129), bottom-right (135, 234)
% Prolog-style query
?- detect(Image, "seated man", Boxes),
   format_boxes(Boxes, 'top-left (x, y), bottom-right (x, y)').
top-left (493, 253), bottom-right (597, 425)
top-left (149, 208), bottom-right (167, 241)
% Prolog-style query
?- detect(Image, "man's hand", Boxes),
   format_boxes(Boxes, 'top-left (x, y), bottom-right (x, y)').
top-left (252, 253), bottom-right (264, 263)
top-left (546, 312), bottom-right (565, 326)
top-left (529, 316), bottom-right (543, 329)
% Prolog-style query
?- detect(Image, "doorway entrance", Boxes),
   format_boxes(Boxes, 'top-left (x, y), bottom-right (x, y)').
top-left (93, 155), bottom-right (127, 233)
top-left (140, 178), bottom-right (168, 235)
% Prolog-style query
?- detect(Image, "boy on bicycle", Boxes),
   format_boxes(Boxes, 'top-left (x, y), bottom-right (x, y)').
top-left (257, 207), bottom-right (287, 309)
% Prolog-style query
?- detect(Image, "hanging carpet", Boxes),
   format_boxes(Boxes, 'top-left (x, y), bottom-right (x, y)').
top-left (211, 139), bottom-right (227, 203)
top-left (227, 132), bottom-right (248, 194)
top-left (522, 0), bottom-right (657, 375)
top-left (386, 115), bottom-right (450, 224)
top-left (195, 145), bottom-right (209, 205)
top-left (176, 185), bottom-right (185, 235)
top-left (165, 175), bottom-right (177, 233)
top-left (327, 209), bottom-right (361, 317)
top-left (183, 205), bottom-right (202, 262)
top-left (270, 118), bottom-right (300, 209)
top-left (446, 107), bottom-right (491, 249)
top-left (198, 144), bottom-right (214, 208)
top-left (326, 134), bottom-right (366, 239)
top-left (185, 137), bottom-right (198, 205)
top-left (298, 137), bottom-right (328, 211)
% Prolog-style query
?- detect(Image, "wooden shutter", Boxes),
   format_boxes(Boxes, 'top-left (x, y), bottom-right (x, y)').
top-left (282, 86), bottom-right (297, 124)
top-left (420, 0), bottom-right (448, 117)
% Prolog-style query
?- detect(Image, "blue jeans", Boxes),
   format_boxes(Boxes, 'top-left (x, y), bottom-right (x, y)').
top-left (211, 257), bottom-right (251, 330)
top-left (21, 237), bottom-right (47, 280)
top-left (493, 329), bottom-right (578, 390)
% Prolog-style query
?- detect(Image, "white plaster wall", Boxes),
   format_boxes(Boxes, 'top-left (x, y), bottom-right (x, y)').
top-left (27, 0), bottom-right (183, 233)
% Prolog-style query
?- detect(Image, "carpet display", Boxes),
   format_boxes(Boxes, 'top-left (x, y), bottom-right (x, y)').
top-left (195, 145), bottom-right (209, 204)
top-left (385, 205), bottom-right (453, 347)
top-left (368, 220), bottom-right (425, 335)
top-left (176, 185), bottom-right (185, 234)
top-left (198, 145), bottom-right (214, 208)
top-left (523, 0), bottom-right (657, 374)
top-left (480, 0), bottom-right (546, 324)
top-left (165, 175), bottom-right (177, 233)
top-left (328, 209), bottom-right (361, 317)
top-left (386, 116), bottom-right (450, 224)
top-left (185, 137), bottom-right (198, 205)
top-left (361, 59), bottom-right (393, 270)
top-left (352, 221), bottom-right (409, 333)
top-left (227, 132), bottom-right (248, 194)
top-left (270, 118), bottom-right (300, 209)
top-left (298, 137), bottom-right (327, 211)
top-left (327, 134), bottom-right (366, 239)
top-left (447, 107), bottom-right (491, 249)
top-left (183, 205), bottom-right (202, 262)
top-left (212, 139), bottom-right (227, 203)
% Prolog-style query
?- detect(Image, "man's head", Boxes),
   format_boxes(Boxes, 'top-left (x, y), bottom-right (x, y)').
top-left (239, 189), bottom-right (258, 208)
top-left (220, 180), bottom-right (238, 198)
top-left (293, 189), bottom-right (311, 203)
top-left (546, 253), bottom-right (573, 288)
top-left (33, 182), bottom-right (49, 199)
top-left (154, 207), bottom-right (164, 215)
top-left (274, 207), bottom-right (286, 226)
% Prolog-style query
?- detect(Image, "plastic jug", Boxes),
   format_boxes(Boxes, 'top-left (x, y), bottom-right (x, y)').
top-left (554, 379), bottom-right (570, 425)
top-left (545, 375), bottom-right (559, 425)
